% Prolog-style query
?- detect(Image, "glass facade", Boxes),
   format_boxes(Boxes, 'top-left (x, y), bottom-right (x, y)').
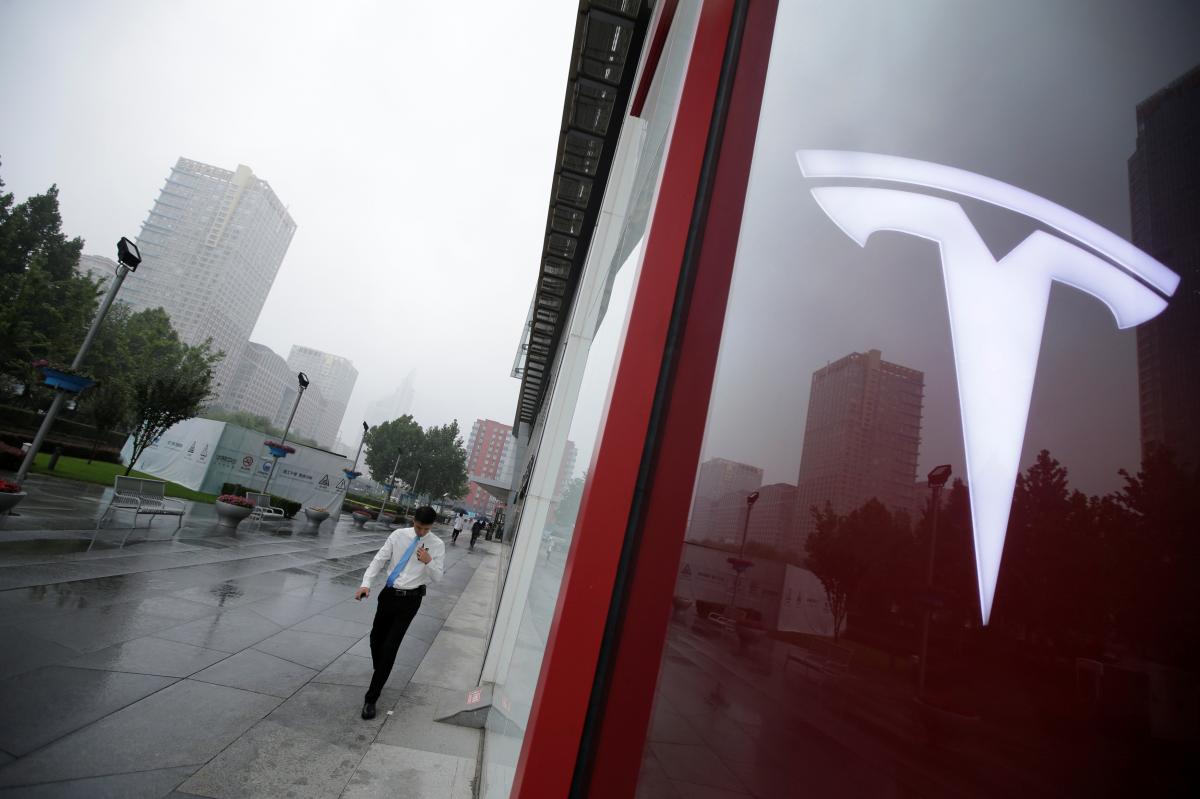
top-left (479, 3), bottom-right (702, 795)
top-left (629, 1), bottom-right (1200, 796)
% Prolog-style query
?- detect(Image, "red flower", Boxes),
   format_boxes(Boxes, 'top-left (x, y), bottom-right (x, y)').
top-left (0, 479), bottom-right (23, 494)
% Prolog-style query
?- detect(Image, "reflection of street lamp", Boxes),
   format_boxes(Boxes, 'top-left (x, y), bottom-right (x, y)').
top-left (262, 371), bottom-right (309, 494)
top-left (918, 464), bottom-right (953, 699)
top-left (16, 237), bottom-right (140, 483)
top-left (346, 421), bottom-right (368, 492)
top-left (727, 490), bottom-right (760, 618)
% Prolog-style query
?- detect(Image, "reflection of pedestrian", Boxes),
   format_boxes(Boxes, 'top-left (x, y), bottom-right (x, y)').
top-left (354, 506), bottom-right (444, 720)
top-left (451, 513), bottom-right (465, 545)
top-left (470, 518), bottom-right (484, 550)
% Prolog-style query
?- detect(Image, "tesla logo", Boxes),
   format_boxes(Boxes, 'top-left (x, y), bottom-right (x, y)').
top-left (797, 150), bottom-right (1179, 624)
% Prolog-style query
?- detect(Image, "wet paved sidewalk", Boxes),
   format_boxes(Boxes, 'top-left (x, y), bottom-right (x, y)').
top-left (0, 474), bottom-right (496, 798)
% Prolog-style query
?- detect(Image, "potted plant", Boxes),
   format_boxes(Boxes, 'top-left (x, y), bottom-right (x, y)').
top-left (214, 494), bottom-right (255, 529)
top-left (32, 359), bottom-right (96, 394)
top-left (351, 509), bottom-right (372, 528)
top-left (0, 479), bottom-right (26, 516)
top-left (263, 440), bottom-right (296, 458)
top-left (302, 505), bottom-right (330, 533)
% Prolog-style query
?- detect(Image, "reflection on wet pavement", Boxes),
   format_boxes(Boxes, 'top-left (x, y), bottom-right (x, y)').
top-left (0, 475), bottom-right (485, 796)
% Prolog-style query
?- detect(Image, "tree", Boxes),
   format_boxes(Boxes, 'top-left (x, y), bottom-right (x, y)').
top-left (362, 415), bottom-right (468, 501)
top-left (124, 336), bottom-right (222, 475)
top-left (553, 475), bottom-right (586, 529)
top-left (805, 503), bottom-right (860, 642)
top-left (805, 498), bottom-right (907, 642)
top-left (0, 164), bottom-right (96, 387)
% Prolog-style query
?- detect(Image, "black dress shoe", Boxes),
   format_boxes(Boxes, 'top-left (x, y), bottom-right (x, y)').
top-left (361, 702), bottom-right (376, 720)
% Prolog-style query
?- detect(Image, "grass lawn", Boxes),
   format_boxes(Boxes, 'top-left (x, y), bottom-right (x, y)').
top-left (30, 453), bottom-right (218, 503)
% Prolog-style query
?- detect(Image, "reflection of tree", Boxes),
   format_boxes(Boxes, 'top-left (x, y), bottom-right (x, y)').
top-left (805, 499), bottom-right (906, 642)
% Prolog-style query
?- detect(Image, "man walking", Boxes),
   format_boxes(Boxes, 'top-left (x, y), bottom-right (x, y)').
top-left (470, 517), bottom-right (484, 550)
top-left (355, 505), bottom-right (444, 719)
top-left (451, 513), bottom-right (465, 546)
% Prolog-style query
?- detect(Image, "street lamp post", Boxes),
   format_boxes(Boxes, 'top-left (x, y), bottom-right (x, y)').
top-left (262, 371), bottom-right (309, 494)
top-left (918, 464), bottom-right (953, 699)
top-left (16, 238), bottom-right (142, 484)
top-left (727, 490), bottom-right (760, 619)
top-left (383, 450), bottom-right (403, 512)
top-left (350, 419), bottom-right (367, 475)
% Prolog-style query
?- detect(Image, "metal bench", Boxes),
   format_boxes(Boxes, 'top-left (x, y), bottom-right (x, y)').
top-left (247, 491), bottom-right (285, 525)
top-left (97, 476), bottom-right (185, 531)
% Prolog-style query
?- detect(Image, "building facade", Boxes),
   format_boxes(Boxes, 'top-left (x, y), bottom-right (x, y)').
top-left (463, 418), bottom-right (515, 514)
top-left (792, 349), bottom-right (924, 548)
top-left (121, 159), bottom-right (296, 402)
top-left (286, 345), bottom-right (358, 449)
top-left (364, 370), bottom-right (416, 429)
top-left (1132, 65), bottom-right (1200, 471)
top-left (75, 253), bottom-right (118, 293)
top-left (221, 342), bottom-right (293, 426)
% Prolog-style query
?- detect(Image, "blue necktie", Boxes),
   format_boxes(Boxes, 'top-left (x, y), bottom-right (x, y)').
top-left (385, 535), bottom-right (422, 589)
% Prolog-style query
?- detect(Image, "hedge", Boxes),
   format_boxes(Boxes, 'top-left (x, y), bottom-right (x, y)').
top-left (220, 483), bottom-right (302, 519)
top-left (0, 404), bottom-right (125, 464)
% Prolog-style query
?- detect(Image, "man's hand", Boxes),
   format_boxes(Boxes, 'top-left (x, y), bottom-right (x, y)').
top-left (355, 587), bottom-right (370, 601)
top-left (416, 545), bottom-right (431, 564)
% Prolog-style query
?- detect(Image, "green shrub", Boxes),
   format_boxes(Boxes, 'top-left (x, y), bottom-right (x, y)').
top-left (220, 482), bottom-right (302, 519)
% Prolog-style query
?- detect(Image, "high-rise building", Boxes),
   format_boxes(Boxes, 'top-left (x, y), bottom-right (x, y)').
top-left (464, 419), bottom-right (515, 514)
top-left (1131, 64), bottom-right (1200, 472)
top-left (286, 345), bottom-right (358, 449)
top-left (364, 371), bottom-right (416, 429)
top-left (792, 349), bottom-right (923, 549)
top-left (553, 440), bottom-right (578, 501)
top-left (685, 457), bottom-right (764, 545)
top-left (121, 159), bottom-right (296, 401)
top-left (75, 254), bottom-right (118, 292)
top-left (222, 342), bottom-right (293, 426)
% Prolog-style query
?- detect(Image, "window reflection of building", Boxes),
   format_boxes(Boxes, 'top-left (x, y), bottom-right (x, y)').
top-left (1132, 65), bottom-right (1200, 472)
top-left (793, 349), bottom-right (924, 550)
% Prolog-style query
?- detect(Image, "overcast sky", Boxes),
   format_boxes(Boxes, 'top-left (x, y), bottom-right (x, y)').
top-left (0, 0), bottom-right (578, 448)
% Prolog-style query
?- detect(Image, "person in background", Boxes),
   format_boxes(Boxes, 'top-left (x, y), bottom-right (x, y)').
top-left (470, 517), bottom-right (484, 550)
top-left (451, 512), bottom-right (465, 545)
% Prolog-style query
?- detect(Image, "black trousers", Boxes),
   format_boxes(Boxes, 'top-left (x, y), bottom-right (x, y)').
top-left (366, 588), bottom-right (422, 702)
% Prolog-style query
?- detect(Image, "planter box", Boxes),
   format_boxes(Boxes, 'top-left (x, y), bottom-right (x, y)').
top-left (352, 513), bottom-right (370, 529)
top-left (0, 491), bottom-right (27, 516)
top-left (215, 499), bottom-right (253, 529)
top-left (301, 507), bottom-right (330, 534)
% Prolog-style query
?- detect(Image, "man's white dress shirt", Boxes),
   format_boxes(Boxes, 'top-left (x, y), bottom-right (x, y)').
top-left (361, 527), bottom-right (445, 590)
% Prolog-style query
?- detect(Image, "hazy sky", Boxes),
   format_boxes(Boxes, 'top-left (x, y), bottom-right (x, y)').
top-left (0, 0), bottom-right (578, 448)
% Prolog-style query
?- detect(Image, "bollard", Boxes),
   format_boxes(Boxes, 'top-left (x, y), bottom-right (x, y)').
top-left (48, 446), bottom-right (62, 471)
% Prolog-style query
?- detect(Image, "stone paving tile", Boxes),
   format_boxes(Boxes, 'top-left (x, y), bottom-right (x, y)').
top-left (311, 652), bottom-right (417, 693)
top-left (0, 765), bottom-right (198, 799)
top-left (290, 612), bottom-right (371, 639)
top-left (252, 628), bottom-right (357, 670)
top-left (0, 665), bottom-right (174, 756)
top-left (178, 682), bottom-right (402, 799)
top-left (240, 591), bottom-right (343, 626)
top-left (0, 627), bottom-right (76, 679)
top-left (375, 682), bottom-right (481, 758)
top-left (69, 635), bottom-right (230, 678)
top-left (19, 604), bottom-right (190, 654)
top-left (153, 607), bottom-right (283, 653)
top-left (342, 742), bottom-right (473, 799)
top-left (0, 679), bottom-right (281, 788)
top-left (318, 598), bottom-right (379, 623)
top-left (190, 648), bottom-right (317, 698)
top-left (411, 630), bottom-right (486, 691)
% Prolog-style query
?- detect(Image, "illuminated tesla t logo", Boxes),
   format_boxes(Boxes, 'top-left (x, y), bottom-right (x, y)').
top-left (796, 150), bottom-right (1179, 624)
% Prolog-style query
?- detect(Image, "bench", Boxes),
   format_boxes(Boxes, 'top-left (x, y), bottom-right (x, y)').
top-left (247, 492), bottom-right (285, 525)
top-left (707, 612), bottom-right (739, 637)
top-left (97, 476), bottom-right (185, 531)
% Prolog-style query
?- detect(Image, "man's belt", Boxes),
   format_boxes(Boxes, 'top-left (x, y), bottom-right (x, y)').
top-left (388, 584), bottom-right (426, 597)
